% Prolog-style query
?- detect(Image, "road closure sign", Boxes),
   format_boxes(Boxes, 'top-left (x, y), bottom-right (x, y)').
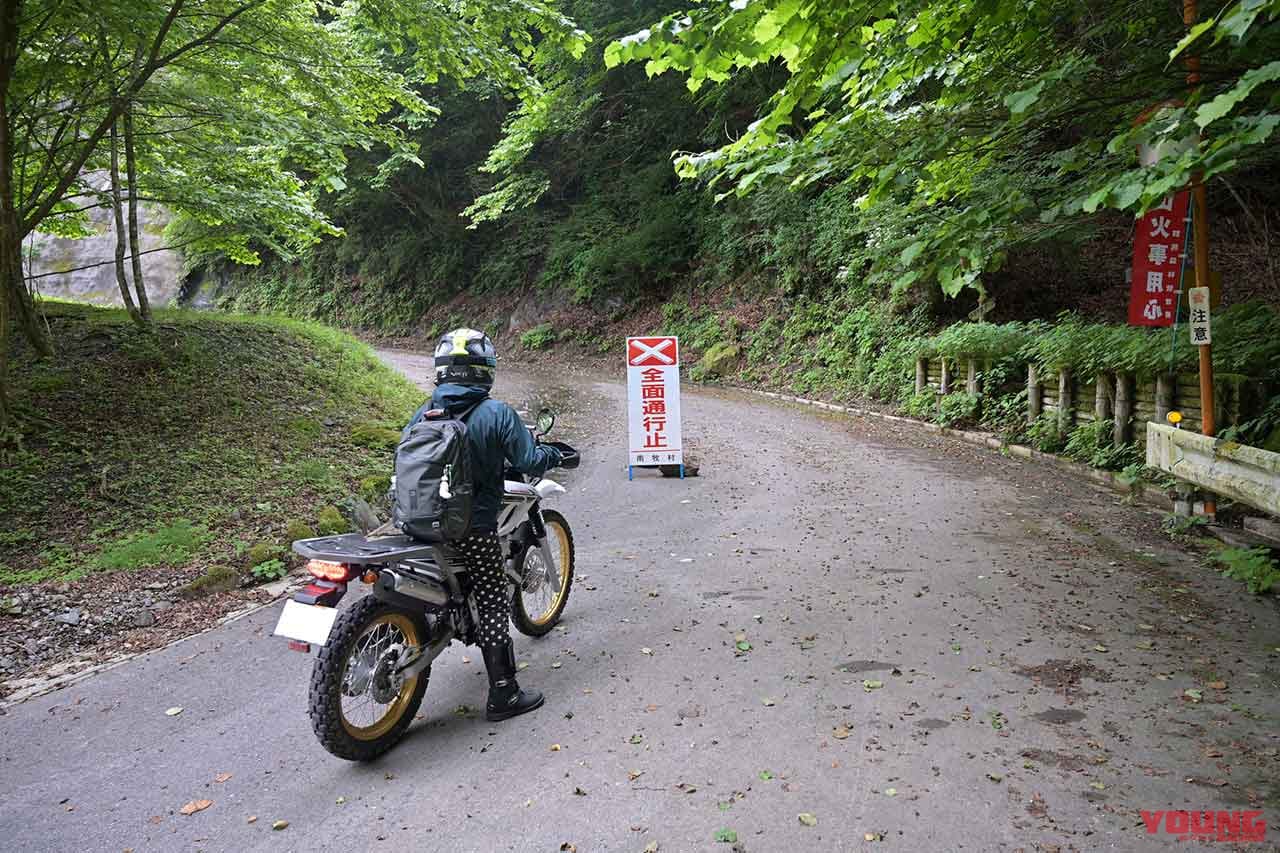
top-left (627, 336), bottom-right (683, 471)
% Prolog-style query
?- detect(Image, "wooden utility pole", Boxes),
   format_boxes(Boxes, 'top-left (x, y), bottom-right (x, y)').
top-left (1184, 0), bottom-right (1215, 517)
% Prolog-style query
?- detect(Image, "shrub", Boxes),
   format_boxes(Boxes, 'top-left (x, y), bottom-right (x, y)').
top-left (1213, 547), bottom-right (1280, 595)
top-left (250, 559), bottom-right (289, 583)
top-left (285, 519), bottom-right (317, 543)
top-left (936, 393), bottom-right (980, 429)
top-left (246, 541), bottom-right (281, 567)
top-left (1026, 412), bottom-right (1066, 453)
top-left (179, 565), bottom-right (241, 598)
top-left (981, 390), bottom-right (1029, 443)
top-left (1062, 419), bottom-right (1143, 470)
top-left (901, 390), bottom-right (936, 420)
top-left (316, 505), bottom-right (348, 535)
top-left (520, 324), bottom-right (557, 350)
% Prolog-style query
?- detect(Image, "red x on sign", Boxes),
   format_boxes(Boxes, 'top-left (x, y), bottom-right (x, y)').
top-left (627, 337), bottom-right (679, 367)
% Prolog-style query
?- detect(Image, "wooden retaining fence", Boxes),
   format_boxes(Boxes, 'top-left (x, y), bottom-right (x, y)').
top-left (915, 356), bottom-right (1267, 448)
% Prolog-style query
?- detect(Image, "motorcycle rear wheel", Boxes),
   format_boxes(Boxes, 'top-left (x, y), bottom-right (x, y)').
top-left (512, 509), bottom-right (575, 637)
top-left (309, 596), bottom-right (430, 761)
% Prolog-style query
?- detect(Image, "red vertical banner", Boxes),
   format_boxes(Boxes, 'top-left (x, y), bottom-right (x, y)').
top-left (1128, 190), bottom-right (1191, 327)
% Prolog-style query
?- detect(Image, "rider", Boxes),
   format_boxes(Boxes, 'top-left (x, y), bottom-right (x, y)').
top-left (404, 328), bottom-right (562, 721)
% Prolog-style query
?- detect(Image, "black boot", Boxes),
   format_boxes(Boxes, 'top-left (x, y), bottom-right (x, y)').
top-left (482, 641), bottom-right (544, 722)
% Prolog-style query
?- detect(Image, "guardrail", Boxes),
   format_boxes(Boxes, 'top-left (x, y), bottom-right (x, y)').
top-left (1146, 423), bottom-right (1280, 516)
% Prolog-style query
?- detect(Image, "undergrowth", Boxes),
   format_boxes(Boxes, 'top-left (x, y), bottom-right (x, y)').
top-left (0, 301), bottom-right (421, 588)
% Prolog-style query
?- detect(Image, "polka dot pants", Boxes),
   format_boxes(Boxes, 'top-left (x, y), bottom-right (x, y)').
top-left (456, 533), bottom-right (509, 647)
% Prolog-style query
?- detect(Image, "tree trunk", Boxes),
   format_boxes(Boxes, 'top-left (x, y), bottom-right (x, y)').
top-left (123, 103), bottom-right (149, 318)
top-left (108, 115), bottom-right (141, 324)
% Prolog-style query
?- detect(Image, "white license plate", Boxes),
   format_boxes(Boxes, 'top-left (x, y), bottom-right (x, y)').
top-left (274, 600), bottom-right (339, 646)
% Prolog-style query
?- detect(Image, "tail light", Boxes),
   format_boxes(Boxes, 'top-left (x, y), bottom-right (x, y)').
top-left (306, 560), bottom-right (354, 582)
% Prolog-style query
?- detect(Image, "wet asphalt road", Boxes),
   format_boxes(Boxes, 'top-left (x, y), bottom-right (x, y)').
top-left (1, 351), bottom-right (1278, 853)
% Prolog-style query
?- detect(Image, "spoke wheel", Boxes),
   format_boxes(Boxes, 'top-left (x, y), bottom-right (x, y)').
top-left (309, 597), bottom-right (430, 761)
top-left (512, 509), bottom-right (575, 637)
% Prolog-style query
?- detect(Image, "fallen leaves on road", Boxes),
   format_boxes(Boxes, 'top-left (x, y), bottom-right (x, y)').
top-left (1207, 680), bottom-right (1227, 690)
top-left (863, 679), bottom-right (884, 691)
top-left (272, 820), bottom-right (289, 831)
top-left (550, 744), bottom-right (562, 752)
top-left (165, 707), bottom-right (183, 717)
top-left (1184, 689), bottom-right (1203, 703)
top-left (246, 816), bottom-right (257, 824)
top-left (883, 788), bottom-right (897, 797)
top-left (644, 842), bottom-right (659, 853)
top-left (714, 828), bottom-right (738, 843)
top-left (628, 770), bottom-right (644, 781)
top-left (761, 697), bottom-right (776, 707)
top-left (573, 787), bottom-right (587, 796)
top-left (213, 773), bottom-right (232, 784)
top-left (179, 800), bottom-right (212, 816)
top-left (798, 813), bottom-right (818, 827)
top-left (758, 770), bottom-right (774, 781)
top-left (864, 832), bottom-right (883, 841)
top-left (987, 773), bottom-right (1004, 783)
top-left (832, 726), bottom-right (851, 740)
top-left (641, 648), bottom-right (653, 656)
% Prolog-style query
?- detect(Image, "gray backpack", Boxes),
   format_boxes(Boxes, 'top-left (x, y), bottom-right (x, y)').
top-left (392, 403), bottom-right (480, 541)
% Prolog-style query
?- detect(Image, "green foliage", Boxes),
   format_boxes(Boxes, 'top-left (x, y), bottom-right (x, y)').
top-left (2, 301), bottom-right (420, 586)
top-left (520, 324), bottom-right (558, 350)
top-left (1213, 546), bottom-right (1280, 595)
top-left (1022, 302), bottom-right (1280, 379)
top-left (902, 390), bottom-right (936, 421)
top-left (936, 393), bottom-right (980, 429)
top-left (316, 505), bottom-right (349, 536)
top-left (1162, 513), bottom-right (1211, 539)
top-left (1026, 412), bottom-right (1066, 454)
top-left (285, 520), bottom-right (317, 544)
top-left (608, 1), bottom-right (1280, 300)
top-left (982, 390), bottom-right (1030, 443)
top-left (1062, 419), bottom-right (1142, 471)
top-left (96, 521), bottom-right (209, 572)
top-left (250, 559), bottom-right (290, 583)
top-left (247, 542), bottom-right (282, 568)
top-left (922, 323), bottom-right (1034, 361)
top-left (349, 422), bottom-right (401, 450)
top-left (690, 342), bottom-right (742, 381)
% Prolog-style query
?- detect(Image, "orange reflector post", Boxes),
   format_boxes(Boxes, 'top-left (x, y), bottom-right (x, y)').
top-left (306, 560), bottom-right (351, 582)
top-left (288, 641), bottom-right (312, 653)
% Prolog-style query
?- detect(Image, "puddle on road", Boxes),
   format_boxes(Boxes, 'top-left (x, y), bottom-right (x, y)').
top-left (915, 718), bottom-right (950, 730)
top-left (1032, 708), bottom-right (1087, 724)
top-left (837, 660), bottom-right (897, 674)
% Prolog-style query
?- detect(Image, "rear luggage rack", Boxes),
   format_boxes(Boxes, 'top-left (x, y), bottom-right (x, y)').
top-left (292, 533), bottom-right (439, 566)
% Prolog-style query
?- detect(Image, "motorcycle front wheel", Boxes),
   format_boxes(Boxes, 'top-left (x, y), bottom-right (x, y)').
top-left (512, 509), bottom-right (575, 637)
top-left (309, 596), bottom-right (430, 761)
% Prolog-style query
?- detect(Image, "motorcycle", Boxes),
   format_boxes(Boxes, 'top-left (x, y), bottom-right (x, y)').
top-left (273, 409), bottom-right (580, 761)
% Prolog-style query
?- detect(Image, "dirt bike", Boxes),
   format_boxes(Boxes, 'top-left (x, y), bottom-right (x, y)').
top-left (273, 409), bottom-right (579, 761)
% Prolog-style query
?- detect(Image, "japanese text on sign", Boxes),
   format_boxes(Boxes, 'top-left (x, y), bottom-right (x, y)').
top-left (627, 337), bottom-right (683, 467)
top-left (1128, 191), bottom-right (1190, 328)
top-left (1187, 287), bottom-right (1211, 345)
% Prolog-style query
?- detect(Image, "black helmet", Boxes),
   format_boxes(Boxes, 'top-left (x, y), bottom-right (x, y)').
top-left (434, 328), bottom-right (497, 387)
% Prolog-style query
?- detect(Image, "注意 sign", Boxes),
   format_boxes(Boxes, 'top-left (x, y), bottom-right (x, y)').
top-left (627, 336), bottom-right (682, 469)
top-left (1188, 286), bottom-right (1211, 345)
top-left (1128, 190), bottom-right (1190, 327)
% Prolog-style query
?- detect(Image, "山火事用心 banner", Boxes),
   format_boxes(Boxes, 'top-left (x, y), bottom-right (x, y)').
top-left (626, 336), bottom-right (682, 468)
top-left (1128, 191), bottom-right (1190, 327)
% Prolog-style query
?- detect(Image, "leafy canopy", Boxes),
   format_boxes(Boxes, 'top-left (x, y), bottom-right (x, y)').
top-left (606, 0), bottom-right (1280, 297)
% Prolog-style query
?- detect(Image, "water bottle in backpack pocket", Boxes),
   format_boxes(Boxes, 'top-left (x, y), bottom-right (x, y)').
top-left (392, 405), bottom-right (478, 541)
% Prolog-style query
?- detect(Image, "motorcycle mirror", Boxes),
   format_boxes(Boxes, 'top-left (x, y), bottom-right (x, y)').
top-left (535, 408), bottom-right (556, 436)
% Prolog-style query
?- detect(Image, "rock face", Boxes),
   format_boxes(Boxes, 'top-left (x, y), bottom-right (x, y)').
top-left (26, 174), bottom-right (184, 308)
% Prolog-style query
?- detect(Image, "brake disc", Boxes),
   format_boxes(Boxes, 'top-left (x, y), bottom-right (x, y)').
top-left (368, 644), bottom-right (407, 703)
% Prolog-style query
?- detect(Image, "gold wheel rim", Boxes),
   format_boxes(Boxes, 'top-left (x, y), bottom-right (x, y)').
top-left (339, 611), bottom-right (421, 741)
top-left (525, 520), bottom-right (571, 626)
